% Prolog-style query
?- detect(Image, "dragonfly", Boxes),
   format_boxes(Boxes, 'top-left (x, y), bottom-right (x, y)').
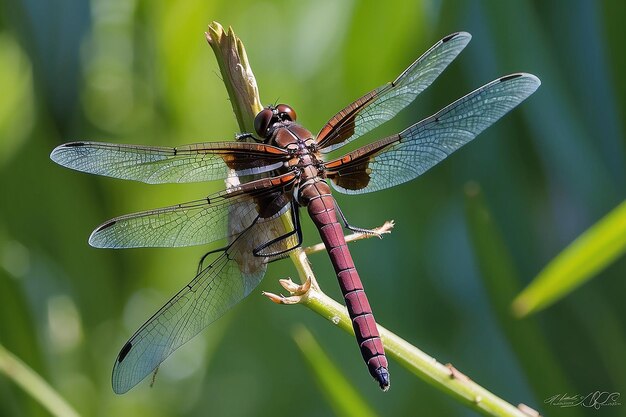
top-left (51, 31), bottom-right (540, 393)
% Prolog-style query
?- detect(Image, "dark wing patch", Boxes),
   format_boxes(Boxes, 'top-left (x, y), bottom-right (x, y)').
top-left (324, 135), bottom-right (398, 191)
top-left (315, 91), bottom-right (378, 151)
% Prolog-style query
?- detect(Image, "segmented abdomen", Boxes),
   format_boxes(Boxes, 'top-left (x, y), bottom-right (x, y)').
top-left (302, 180), bottom-right (390, 390)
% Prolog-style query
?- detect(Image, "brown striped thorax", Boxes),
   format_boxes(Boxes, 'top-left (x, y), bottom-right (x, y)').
top-left (254, 104), bottom-right (326, 193)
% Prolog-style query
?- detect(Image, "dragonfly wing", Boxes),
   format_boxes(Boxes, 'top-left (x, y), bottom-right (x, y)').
top-left (89, 172), bottom-right (297, 248)
top-left (50, 141), bottom-right (289, 184)
top-left (316, 32), bottom-right (471, 153)
top-left (111, 199), bottom-right (300, 394)
top-left (325, 73), bottom-right (541, 194)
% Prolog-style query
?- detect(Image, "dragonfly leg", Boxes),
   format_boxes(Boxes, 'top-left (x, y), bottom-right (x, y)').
top-left (196, 212), bottom-right (267, 273)
top-left (235, 132), bottom-right (262, 142)
top-left (253, 205), bottom-right (303, 258)
top-left (196, 245), bottom-right (229, 274)
top-left (334, 201), bottom-right (384, 238)
top-left (196, 252), bottom-right (211, 274)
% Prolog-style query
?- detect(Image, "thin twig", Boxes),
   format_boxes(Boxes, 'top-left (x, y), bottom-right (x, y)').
top-left (0, 343), bottom-right (81, 417)
top-left (304, 220), bottom-right (395, 255)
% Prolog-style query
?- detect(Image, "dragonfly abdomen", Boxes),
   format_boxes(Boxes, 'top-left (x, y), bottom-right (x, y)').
top-left (301, 180), bottom-right (390, 390)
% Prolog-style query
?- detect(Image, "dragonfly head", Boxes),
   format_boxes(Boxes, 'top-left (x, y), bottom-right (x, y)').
top-left (254, 104), bottom-right (297, 139)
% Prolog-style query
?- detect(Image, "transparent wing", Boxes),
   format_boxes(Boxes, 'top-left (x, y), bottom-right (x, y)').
top-left (316, 32), bottom-right (472, 153)
top-left (50, 141), bottom-right (289, 184)
top-left (89, 172), bottom-right (297, 248)
top-left (326, 74), bottom-right (541, 194)
top-left (111, 201), bottom-right (300, 394)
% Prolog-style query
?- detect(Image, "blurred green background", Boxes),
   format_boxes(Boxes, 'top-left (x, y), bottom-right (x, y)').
top-left (1, 0), bottom-right (625, 416)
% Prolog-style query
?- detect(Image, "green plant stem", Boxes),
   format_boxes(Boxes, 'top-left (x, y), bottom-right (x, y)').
top-left (206, 20), bottom-right (537, 417)
top-left (0, 343), bottom-right (81, 417)
top-left (289, 248), bottom-right (534, 417)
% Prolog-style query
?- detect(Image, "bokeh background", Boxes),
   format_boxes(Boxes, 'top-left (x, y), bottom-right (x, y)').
top-left (1, 1), bottom-right (625, 416)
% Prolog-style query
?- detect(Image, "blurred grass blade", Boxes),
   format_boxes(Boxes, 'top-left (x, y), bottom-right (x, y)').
top-left (464, 182), bottom-right (583, 416)
top-left (292, 326), bottom-right (378, 417)
top-left (0, 343), bottom-right (80, 417)
top-left (513, 199), bottom-right (626, 318)
top-left (0, 263), bottom-right (48, 417)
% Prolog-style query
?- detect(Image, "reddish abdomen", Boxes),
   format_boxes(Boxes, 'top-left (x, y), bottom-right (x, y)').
top-left (304, 182), bottom-right (390, 390)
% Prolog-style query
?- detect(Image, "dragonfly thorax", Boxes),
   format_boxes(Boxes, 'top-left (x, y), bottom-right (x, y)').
top-left (270, 123), bottom-right (323, 181)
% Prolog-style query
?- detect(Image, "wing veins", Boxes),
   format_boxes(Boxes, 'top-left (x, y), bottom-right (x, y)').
top-left (90, 172), bottom-right (298, 249)
top-left (316, 32), bottom-right (472, 152)
top-left (51, 141), bottom-right (289, 184)
top-left (327, 73), bottom-right (540, 194)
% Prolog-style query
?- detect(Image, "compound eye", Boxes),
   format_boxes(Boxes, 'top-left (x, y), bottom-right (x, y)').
top-left (276, 104), bottom-right (297, 122)
top-left (254, 108), bottom-right (274, 138)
